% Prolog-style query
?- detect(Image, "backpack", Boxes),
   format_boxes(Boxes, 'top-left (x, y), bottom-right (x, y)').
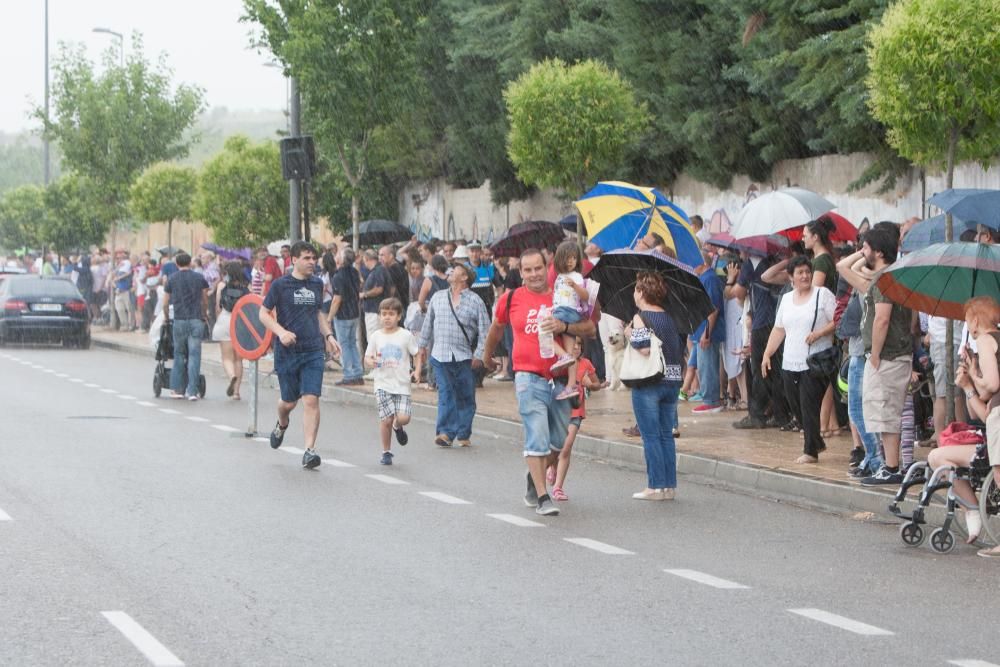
top-left (220, 284), bottom-right (249, 312)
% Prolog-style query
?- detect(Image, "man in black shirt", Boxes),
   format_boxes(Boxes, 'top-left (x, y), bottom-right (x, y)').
top-left (161, 253), bottom-right (209, 400)
top-left (329, 247), bottom-right (364, 386)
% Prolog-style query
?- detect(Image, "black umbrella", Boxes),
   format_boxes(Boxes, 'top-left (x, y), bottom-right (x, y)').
top-left (342, 219), bottom-right (412, 246)
top-left (490, 220), bottom-right (566, 258)
top-left (559, 214), bottom-right (580, 231)
top-left (586, 249), bottom-right (712, 335)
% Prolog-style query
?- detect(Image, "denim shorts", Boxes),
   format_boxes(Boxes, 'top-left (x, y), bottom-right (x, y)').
top-left (276, 350), bottom-right (326, 402)
top-left (515, 371), bottom-right (571, 457)
top-left (552, 305), bottom-right (582, 324)
top-left (569, 416), bottom-right (583, 428)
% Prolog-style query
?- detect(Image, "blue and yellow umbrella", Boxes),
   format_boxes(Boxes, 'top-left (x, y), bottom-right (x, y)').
top-left (574, 181), bottom-right (700, 266)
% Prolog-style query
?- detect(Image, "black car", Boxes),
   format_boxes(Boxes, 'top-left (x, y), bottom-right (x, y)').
top-left (0, 275), bottom-right (91, 348)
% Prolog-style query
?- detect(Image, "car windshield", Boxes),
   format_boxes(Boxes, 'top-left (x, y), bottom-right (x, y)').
top-left (6, 277), bottom-right (81, 298)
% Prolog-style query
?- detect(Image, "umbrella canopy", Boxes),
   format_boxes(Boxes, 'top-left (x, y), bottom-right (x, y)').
top-left (779, 212), bottom-right (858, 244)
top-left (155, 245), bottom-right (183, 256)
top-left (559, 214), bottom-right (580, 231)
top-left (489, 220), bottom-right (565, 258)
top-left (729, 234), bottom-right (790, 258)
top-left (586, 249), bottom-right (713, 336)
top-left (266, 239), bottom-right (291, 257)
top-left (877, 242), bottom-right (1000, 320)
top-left (704, 232), bottom-right (735, 249)
top-left (201, 243), bottom-right (252, 261)
top-left (900, 215), bottom-right (982, 252)
top-left (731, 188), bottom-right (836, 239)
top-left (341, 220), bottom-right (412, 246)
top-left (574, 181), bottom-right (700, 265)
top-left (928, 189), bottom-right (1000, 231)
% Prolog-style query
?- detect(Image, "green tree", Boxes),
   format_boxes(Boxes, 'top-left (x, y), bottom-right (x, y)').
top-left (194, 136), bottom-right (288, 247)
top-left (41, 174), bottom-right (109, 253)
top-left (867, 0), bottom-right (1000, 190)
top-left (34, 37), bottom-right (204, 230)
top-left (244, 0), bottom-right (429, 247)
top-left (505, 59), bottom-right (648, 196)
top-left (0, 136), bottom-right (61, 196)
top-left (130, 163), bottom-right (198, 250)
top-left (0, 185), bottom-right (46, 251)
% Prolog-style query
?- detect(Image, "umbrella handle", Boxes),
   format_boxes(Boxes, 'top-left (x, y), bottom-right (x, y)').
top-left (628, 208), bottom-right (655, 250)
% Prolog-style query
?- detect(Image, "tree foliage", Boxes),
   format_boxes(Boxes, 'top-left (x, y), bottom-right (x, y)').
top-left (130, 163), bottom-right (197, 223)
top-left (0, 137), bottom-right (60, 196)
top-left (866, 0), bottom-right (1000, 174)
top-left (505, 59), bottom-right (648, 195)
top-left (41, 175), bottom-right (109, 253)
top-left (194, 136), bottom-right (288, 247)
top-left (0, 185), bottom-right (46, 250)
top-left (35, 37), bottom-right (204, 222)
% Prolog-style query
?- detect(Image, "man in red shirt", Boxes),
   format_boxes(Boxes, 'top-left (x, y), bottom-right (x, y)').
top-left (484, 249), bottom-right (596, 516)
top-left (256, 247), bottom-right (283, 296)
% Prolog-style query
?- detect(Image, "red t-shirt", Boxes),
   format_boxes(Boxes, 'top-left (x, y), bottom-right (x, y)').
top-left (572, 357), bottom-right (596, 419)
top-left (262, 257), bottom-right (282, 295)
top-left (494, 286), bottom-right (556, 378)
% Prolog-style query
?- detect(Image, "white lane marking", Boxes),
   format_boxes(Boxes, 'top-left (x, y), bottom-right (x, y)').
top-left (949, 661), bottom-right (1000, 667)
top-left (101, 611), bottom-right (184, 666)
top-left (788, 609), bottom-right (893, 636)
top-left (253, 437), bottom-right (270, 443)
top-left (0, 507), bottom-right (11, 521)
top-left (136, 401), bottom-right (156, 407)
top-left (29, 364), bottom-right (42, 369)
top-left (419, 491), bottom-right (471, 505)
top-left (117, 395), bottom-right (136, 401)
top-left (43, 369), bottom-right (56, 374)
top-left (365, 474), bottom-right (410, 485)
top-left (100, 388), bottom-right (118, 394)
top-left (283, 446), bottom-right (304, 454)
top-left (486, 513), bottom-right (545, 528)
top-left (85, 383), bottom-right (100, 388)
top-left (210, 424), bottom-right (242, 433)
top-left (563, 538), bottom-right (634, 555)
top-left (185, 416), bottom-right (209, 423)
top-left (663, 569), bottom-right (750, 590)
top-left (70, 378), bottom-right (84, 383)
top-left (55, 373), bottom-right (69, 378)
top-left (158, 409), bottom-right (181, 415)
top-left (323, 458), bottom-right (356, 468)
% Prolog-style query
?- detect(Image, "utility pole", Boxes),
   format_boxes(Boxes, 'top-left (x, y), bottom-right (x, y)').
top-left (43, 0), bottom-right (50, 186)
top-left (289, 77), bottom-right (301, 243)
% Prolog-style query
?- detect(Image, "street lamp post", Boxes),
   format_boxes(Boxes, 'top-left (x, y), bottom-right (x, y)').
top-left (44, 0), bottom-right (50, 186)
top-left (92, 27), bottom-right (124, 67)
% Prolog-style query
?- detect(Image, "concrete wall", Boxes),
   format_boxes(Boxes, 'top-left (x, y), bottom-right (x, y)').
top-left (107, 219), bottom-right (341, 257)
top-left (398, 153), bottom-right (1000, 241)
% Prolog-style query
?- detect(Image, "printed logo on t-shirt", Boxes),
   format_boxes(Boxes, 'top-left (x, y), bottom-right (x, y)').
top-left (293, 287), bottom-right (316, 306)
top-left (380, 344), bottom-right (404, 369)
top-left (523, 307), bottom-right (539, 334)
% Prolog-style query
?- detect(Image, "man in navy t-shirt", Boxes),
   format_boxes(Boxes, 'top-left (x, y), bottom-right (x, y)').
top-left (161, 253), bottom-right (209, 400)
top-left (260, 241), bottom-right (342, 469)
top-left (691, 245), bottom-right (726, 413)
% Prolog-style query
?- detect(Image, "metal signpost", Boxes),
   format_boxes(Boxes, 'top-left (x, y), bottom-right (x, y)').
top-left (229, 294), bottom-right (274, 437)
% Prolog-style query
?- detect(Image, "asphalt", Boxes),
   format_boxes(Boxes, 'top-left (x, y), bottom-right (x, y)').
top-left (2, 345), bottom-right (1000, 666)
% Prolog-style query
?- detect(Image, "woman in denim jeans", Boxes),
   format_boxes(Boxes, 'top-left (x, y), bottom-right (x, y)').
top-left (626, 272), bottom-right (684, 501)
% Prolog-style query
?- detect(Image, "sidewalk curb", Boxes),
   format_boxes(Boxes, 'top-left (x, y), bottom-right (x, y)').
top-left (93, 335), bottom-right (931, 526)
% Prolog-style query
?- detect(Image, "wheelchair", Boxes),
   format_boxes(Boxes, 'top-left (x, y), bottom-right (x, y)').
top-left (889, 442), bottom-right (999, 553)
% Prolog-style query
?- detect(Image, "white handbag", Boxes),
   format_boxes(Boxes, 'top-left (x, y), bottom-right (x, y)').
top-left (620, 314), bottom-right (666, 388)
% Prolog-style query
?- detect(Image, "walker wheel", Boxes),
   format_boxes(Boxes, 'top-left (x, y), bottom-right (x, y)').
top-left (929, 527), bottom-right (955, 554)
top-left (899, 522), bottom-right (924, 547)
top-left (153, 372), bottom-right (162, 398)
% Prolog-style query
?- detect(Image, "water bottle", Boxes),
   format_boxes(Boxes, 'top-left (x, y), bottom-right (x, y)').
top-left (538, 304), bottom-right (555, 358)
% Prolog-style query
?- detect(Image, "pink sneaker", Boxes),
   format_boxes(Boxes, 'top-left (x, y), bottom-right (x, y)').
top-left (550, 354), bottom-right (574, 372)
top-left (555, 385), bottom-right (578, 401)
top-left (551, 486), bottom-right (568, 501)
top-left (546, 465), bottom-right (556, 485)
top-left (692, 403), bottom-right (723, 414)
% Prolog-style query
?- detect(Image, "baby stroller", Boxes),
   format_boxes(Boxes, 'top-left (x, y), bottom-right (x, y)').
top-left (889, 442), bottom-right (1000, 553)
top-left (152, 319), bottom-right (206, 398)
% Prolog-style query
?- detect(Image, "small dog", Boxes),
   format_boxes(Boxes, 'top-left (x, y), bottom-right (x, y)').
top-left (604, 330), bottom-right (627, 391)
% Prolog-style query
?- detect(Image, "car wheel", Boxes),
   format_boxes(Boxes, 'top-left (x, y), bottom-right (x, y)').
top-left (78, 333), bottom-right (91, 350)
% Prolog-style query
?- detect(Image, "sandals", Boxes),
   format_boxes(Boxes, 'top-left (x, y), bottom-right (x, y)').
top-left (977, 545), bottom-right (1000, 558)
top-left (795, 454), bottom-right (818, 464)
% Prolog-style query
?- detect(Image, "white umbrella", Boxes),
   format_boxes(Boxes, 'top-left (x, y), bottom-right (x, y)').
top-left (731, 188), bottom-right (836, 239)
top-left (266, 239), bottom-right (290, 257)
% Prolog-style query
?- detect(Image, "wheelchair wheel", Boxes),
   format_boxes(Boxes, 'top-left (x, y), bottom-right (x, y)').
top-left (198, 374), bottom-right (206, 398)
top-left (929, 527), bottom-right (956, 554)
top-left (980, 474), bottom-right (1000, 545)
top-left (899, 522), bottom-right (924, 547)
top-left (153, 371), bottom-right (163, 398)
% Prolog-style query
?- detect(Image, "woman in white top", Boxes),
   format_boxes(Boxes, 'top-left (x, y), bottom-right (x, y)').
top-left (761, 256), bottom-right (837, 464)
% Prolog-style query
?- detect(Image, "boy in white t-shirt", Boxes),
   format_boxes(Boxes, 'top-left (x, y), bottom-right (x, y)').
top-left (365, 297), bottom-right (420, 465)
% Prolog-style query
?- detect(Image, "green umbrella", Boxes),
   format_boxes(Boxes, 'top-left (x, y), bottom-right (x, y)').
top-left (877, 242), bottom-right (1000, 320)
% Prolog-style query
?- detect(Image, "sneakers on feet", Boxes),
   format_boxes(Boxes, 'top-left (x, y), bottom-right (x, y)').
top-left (550, 354), bottom-right (574, 372)
top-left (187, 394), bottom-right (199, 402)
top-left (394, 426), bottom-right (408, 446)
top-left (732, 416), bottom-right (766, 430)
top-left (434, 434), bottom-right (452, 447)
top-left (380, 451), bottom-right (394, 465)
top-left (555, 385), bottom-right (578, 401)
top-left (524, 470), bottom-right (539, 507)
top-left (848, 447), bottom-right (865, 468)
top-left (536, 495), bottom-right (560, 516)
top-left (302, 449), bottom-right (321, 469)
top-left (270, 421), bottom-right (288, 449)
top-left (622, 425), bottom-right (641, 437)
top-left (860, 465), bottom-right (903, 486)
top-left (169, 391), bottom-right (185, 400)
top-left (692, 403), bottom-right (723, 414)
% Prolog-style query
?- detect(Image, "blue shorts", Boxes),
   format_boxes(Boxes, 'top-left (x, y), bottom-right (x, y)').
top-left (514, 371), bottom-right (571, 457)
top-left (276, 350), bottom-right (325, 402)
top-left (552, 305), bottom-right (582, 324)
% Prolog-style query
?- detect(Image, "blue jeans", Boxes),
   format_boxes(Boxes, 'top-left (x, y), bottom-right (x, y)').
top-left (170, 318), bottom-right (204, 397)
top-left (514, 372), bottom-right (571, 457)
top-left (631, 381), bottom-right (680, 488)
top-left (334, 318), bottom-right (363, 380)
top-left (849, 355), bottom-right (883, 472)
top-left (432, 357), bottom-right (476, 440)
top-left (696, 341), bottom-right (722, 405)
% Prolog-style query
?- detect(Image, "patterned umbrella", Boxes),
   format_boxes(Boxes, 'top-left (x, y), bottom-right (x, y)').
top-left (574, 181), bottom-right (700, 265)
top-left (489, 220), bottom-right (565, 258)
top-left (877, 242), bottom-right (1000, 319)
top-left (586, 249), bottom-right (713, 335)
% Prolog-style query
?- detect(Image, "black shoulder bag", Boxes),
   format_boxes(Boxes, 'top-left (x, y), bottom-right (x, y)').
top-left (806, 289), bottom-right (840, 379)
top-left (447, 292), bottom-right (477, 351)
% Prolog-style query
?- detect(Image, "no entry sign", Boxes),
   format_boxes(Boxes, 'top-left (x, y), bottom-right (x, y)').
top-left (230, 294), bottom-right (274, 360)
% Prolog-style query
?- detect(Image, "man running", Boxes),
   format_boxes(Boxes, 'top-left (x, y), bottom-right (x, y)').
top-left (259, 241), bottom-right (341, 469)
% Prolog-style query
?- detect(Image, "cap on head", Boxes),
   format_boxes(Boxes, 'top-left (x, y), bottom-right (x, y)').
top-left (453, 245), bottom-right (470, 260)
top-left (467, 240), bottom-right (483, 249)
